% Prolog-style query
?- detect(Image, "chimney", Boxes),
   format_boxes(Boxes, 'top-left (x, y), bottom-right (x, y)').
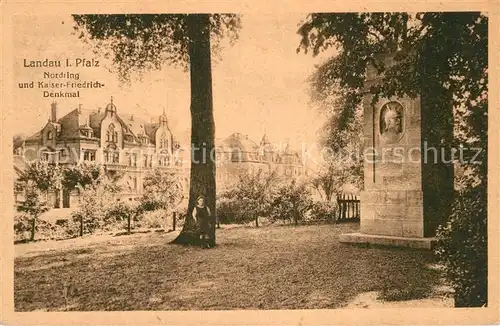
top-left (130, 114), bottom-right (134, 121)
top-left (78, 104), bottom-right (82, 113)
top-left (51, 102), bottom-right (57, 122)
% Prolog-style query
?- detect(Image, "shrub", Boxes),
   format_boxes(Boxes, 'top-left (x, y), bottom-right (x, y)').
top-left (216, 196), bottom-right (252, 224)
top-left (173, 204), bottom-right (188, 221)
top-left (435, 186), bottom-right (487, 307)
top-left (269, 180), bottom-right (313, 225)
top-left (137, 210), bottom-right (167, 229)
top-left (16, 182), bottom-right (51, 241)
top-left (139, 168), bottom-right (183, 212)
top-left (309, 201), bottom-right (338, 223)
top-left (14, 213), bottom-right (32, 242)
top-left (14, 213), bottom-right (78, 242)
top-left (71, 182), bottom-right (116, 236)
top-left (217, 170), bottom-right (280, 226)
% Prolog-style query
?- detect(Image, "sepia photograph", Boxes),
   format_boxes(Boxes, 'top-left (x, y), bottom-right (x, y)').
top-left (1, 3), bottom-right (496, 324)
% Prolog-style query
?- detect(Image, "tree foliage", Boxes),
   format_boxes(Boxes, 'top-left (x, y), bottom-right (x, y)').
top-left (219, 170), bottom-right (280, 226)
top-left (270, 180), bottom-right (313, 226)
top-left (108, 199), bottom-right (143, 234)
top-left (139, 167), bottom-right (183, 212)
top-left (16, 181), bottom-right (50, 241)
top-left (310, 104), bottom-right (363, 200)
top-left (71, 173), bottom-right (121, 236)
top-left (17, 161), bottom-right (61, 192)
top-left (61, 162), bottom-right (103, 192)
top-left (73, 14), bottom-right (241, 83)
top-left (436, 187), bottom-right (487, 307)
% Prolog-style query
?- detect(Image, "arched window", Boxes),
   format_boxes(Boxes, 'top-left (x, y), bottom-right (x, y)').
top-left (47, 131), bottom-right (53, 140)
top-left (107, 124), bottom-right (117, 143)
top-left (160, 132), bottom-right (168, 149)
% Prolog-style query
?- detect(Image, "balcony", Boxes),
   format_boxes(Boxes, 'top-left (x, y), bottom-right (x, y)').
top-left (103, 163), bottom-right (141, 172)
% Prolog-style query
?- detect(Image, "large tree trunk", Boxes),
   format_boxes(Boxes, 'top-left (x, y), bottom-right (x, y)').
top-left (172, 14), bottom-right (216, 246)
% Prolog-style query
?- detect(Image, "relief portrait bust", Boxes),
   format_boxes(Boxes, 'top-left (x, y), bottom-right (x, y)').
top-left (379, 101), bottom-right (404, 144)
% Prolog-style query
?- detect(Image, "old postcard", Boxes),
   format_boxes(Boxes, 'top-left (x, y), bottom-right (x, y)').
top-left (1, 0), bottom-right (498, 325)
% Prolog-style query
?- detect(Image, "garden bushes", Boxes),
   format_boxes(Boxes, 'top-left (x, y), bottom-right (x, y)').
top-left (217, 172), bottom-right (339, 226)
top-left (308, 200), bottom-right (338, 223)
top-left (436, 186), bottom-right (487, 307)
top-left (14, 213), bottom-right (79, 242)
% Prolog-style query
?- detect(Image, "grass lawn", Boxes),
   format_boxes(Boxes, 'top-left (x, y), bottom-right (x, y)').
top-left (14, 223), bottom-right (449, 311)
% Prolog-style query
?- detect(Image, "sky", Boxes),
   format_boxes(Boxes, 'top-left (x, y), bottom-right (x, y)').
top-left (12, 13), bottom-right (334, 150)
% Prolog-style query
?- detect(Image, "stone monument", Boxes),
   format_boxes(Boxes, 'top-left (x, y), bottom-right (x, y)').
top-left (339, 55), bottom-right (454, 249)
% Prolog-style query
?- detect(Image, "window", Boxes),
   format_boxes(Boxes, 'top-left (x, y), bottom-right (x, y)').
top-left (129, 153), bottom-right (137, 167)
top-left (159, 154), bottom-right (169, 166)
top-left (47, 131), bottom-right (53, 140)
top-left (107, 124), bottom-right (117, 143)
top-left (159, 132), bottom-right (168, 149)
top-left (83, 150), bottom-right (96, 161)
top-left (104, 150), bottom-right (119, 163)
top-left (143, 154), bottom-right (148, 167)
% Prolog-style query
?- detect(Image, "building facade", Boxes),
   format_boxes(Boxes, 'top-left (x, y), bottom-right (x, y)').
top-left (18, 98), bottom-right (189, 209)
top-left (215, 132), bottom-right (305, 191)
top-left (15, 100), bottom-right (307, 209)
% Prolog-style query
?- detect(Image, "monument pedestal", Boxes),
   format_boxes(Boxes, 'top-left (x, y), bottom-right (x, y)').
top-left (340, 58), bottom-right (453, 250)
top-left (339, 233), bottom-right (436, 250)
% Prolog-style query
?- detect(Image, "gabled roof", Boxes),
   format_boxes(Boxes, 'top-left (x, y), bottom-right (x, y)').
top-left (27, 102), bottom-right (181, 146)
top-left (57, 109), bottom-right (84, 139)
top-left (144, 123), bottom-right (159, 141)
top-left (89, 110), bottom-right (105, 134)
top-left (121, 114), bottom-right (148, 138)
top-left (26, 131), bottom-right (41, 142)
